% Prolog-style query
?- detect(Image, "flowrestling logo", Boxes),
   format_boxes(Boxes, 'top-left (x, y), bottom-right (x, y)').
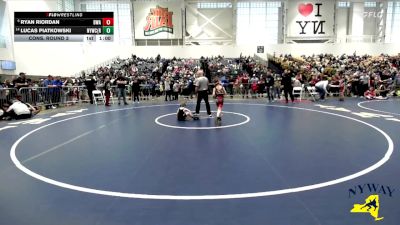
top-left (143, 5), bottom-right (173, 36)
top-left (364, 11), bottom-right (384, 18)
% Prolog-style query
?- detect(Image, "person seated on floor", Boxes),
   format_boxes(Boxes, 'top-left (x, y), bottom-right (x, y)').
top-left (177, 101), bottom-right (193, 121)
top-left (3, 98), bottom-right (40, 120)
top-left (364, 87), bottom-right (388, 100)
top-left (364, 86), bottom-right (376, 100)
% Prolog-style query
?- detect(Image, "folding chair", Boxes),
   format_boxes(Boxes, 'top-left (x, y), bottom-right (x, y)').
top-left (307, 86), bottom-right (319, 101)
top-left (292, 86), bottom-right (303, 101)
top-left (92, 90), bottom-right (105, 105)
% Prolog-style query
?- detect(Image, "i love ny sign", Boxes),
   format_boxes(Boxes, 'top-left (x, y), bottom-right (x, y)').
top-left (287, 1), bottom-right (334, 37)
top-left (296, 2), bottom-right (325, 35)
top-left (298, 3), bottom-right (314, 17)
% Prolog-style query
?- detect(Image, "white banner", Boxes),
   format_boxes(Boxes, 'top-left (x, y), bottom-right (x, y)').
top-left (133, 1), bottom-right (183, 39)
top-left (286, 0), bottom-right (334, 38)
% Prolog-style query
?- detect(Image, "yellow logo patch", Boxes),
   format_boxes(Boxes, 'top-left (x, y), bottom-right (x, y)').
top-left (351, 195), bottom-right (384, 221)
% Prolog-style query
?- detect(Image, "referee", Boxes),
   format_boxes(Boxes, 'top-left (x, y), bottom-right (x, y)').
top-left (194, 70), bottom-right (212, 117)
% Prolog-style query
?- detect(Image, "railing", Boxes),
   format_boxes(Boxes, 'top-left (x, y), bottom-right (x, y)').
top-left (340, 35), bottom-right (379, 43)
top-left (4, 81), bottom-right (384, 109)
top-left (253, 54), bottom-right (268, 67)
top-left (0, 88), bottom-right (19, 108)
top-left (1, 86), bottom-right (92, 108)
top-left (19, 86), bottom-right (87, 106)
top-left (75, 56), bottom-right (120, 78)
top-left (1, 84), bottom-right (281, 108)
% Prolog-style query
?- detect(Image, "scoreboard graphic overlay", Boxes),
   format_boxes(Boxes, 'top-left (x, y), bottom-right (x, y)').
top-left (14, 12), bottom-right (114, 42)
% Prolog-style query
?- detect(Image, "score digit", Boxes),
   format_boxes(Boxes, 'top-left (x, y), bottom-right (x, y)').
top-left (102, 18), bottom-right (114, 26)
top-left (102, 26), bottom-right (114, 34)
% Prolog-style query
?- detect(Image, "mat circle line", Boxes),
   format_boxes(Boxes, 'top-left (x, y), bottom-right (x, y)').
top-left (357, 100), bottom-right (400, 116)
top-left (155, 111), bottom-right (250, 129)
top-left (10, 103), bottom-right (394, 200)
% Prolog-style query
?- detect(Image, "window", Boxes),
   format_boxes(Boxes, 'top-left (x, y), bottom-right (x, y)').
top-left (198, 2), bottom-right (232, 9)
top-left (57, 0), bottom-right (63, 11)
top-left (236, 1), bottom-right (281, 44)
top-left (337, 1), bottom-right (350, 8)
top-left (364, 2), bottom-right (377, 8)
top-left (82, 0), bottom-right (132, 44)
top-left (385, 1), bottom-right (400, 43)
top-left (57, 0), bottom-right (75, 11)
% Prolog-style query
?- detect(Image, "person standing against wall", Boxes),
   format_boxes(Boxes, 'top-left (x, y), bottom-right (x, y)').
top-left (52, 76), bottom-right (64, 107)
top-left (116, 74), bottom-right (128, 105)
top-left (173, 81), bottom-right (180, 101)
top-left (131, 76), bottom-right (140, 103)
top-left (164, 76), bottom-right (172, 101)
top-left (194, 70), bottom-right (212, 117)
top-left (281, 70), bottom-right (294, 103)
top-left (84, 74), bottom-right (96, 105)
top-left (274, 74), bottom-right (282, 100)
top-left (241, 73), bottom-right (250, 98)
top-left (104, 76), bottom-right (111, 106)
top-left (43, 75), bottom-right (56, 109)
top-left (265, 71), bottom-right (275, 102)
top-left (13, 72), bottom-right (30, 103)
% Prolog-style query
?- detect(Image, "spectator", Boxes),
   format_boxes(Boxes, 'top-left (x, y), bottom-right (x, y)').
top-left (250, 74), bottom-right (259, 98)
top-left (84, 74), bottom-right (96, 104)
top-left (315, 78), bottom-right (330, 101)
top-left (359, 72), bottom-right (370, 98)
top-left (13, 72), bottom-right (29, 102)
top-left (43, 75), bottom-right (56, 109)
top-left (364, 87), bottom-right (376, 100)
top-left (227, 75), bottom-right (235, 98)
top-left (265, 72), bottom-right (274, 102)
top-left (131, 76), bottom-right (140, 103)
top-left (164, 76), bottom-right (172, 101)
top-left (281, 70), bottom-right (295, 103)
top-left (13, 72), bottom-right (29, 90)
top-left (104, 76), bottom-right (112, 106)
top-left (293, 76), bottom-right (302, 87)
top-left (116, 74), bottom-right (128, 105)
top-left (273, 74), bottom-right (282, 100)
top-left (241, 73), bottom-right (249, 98)
top-left (4, 79), bottom-right (14, 88)
top-left (173, 81), bottom-right (180, 101)
top-left (52, 76), bottom-right (64, 107)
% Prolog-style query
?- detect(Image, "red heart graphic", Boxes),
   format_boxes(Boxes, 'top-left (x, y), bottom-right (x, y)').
top-left (298, 3), bottom-right (313, 17)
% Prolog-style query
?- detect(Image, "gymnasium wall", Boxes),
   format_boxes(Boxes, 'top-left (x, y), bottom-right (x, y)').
top-left (185, 5), bottom-right (234, 43)
top-left (0, 1), bottom-right (13, 75)
top-left (2, 0), bottom-right (400, 77)
top-left (8, 43), bottom-right (400, 77)
top-left (31, 42), bottom-right (400, 74)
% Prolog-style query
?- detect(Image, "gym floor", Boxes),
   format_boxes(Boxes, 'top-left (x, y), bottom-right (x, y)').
top-left (0, 99), bottom-right (399, 225)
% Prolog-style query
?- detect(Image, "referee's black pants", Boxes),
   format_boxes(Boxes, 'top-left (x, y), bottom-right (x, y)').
top-left (284, 87), bottom-right (294, 103)
top-left (195, 90), bottom-right (211, 115)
